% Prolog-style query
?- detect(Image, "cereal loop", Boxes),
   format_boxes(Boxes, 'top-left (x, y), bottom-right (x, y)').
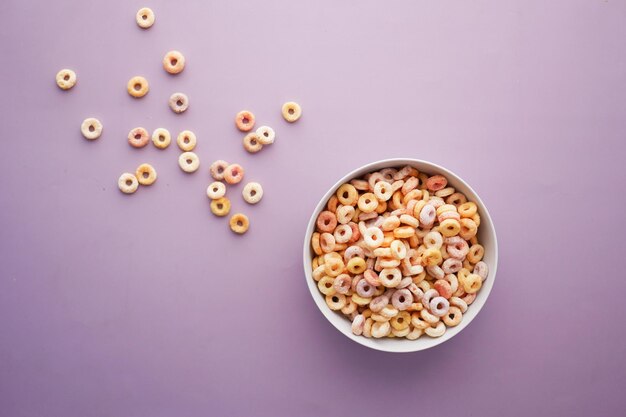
top-left (256, 126), bottom-right (275, 145)
top-left (242, 182), bottom-right (263, 204)
top-left (235, 110), bottom-right (255, 132)
top-left (135, 163), bottom-right (157, 185)
top-left (176, 130), bottom-right (196, 151)
top-left (224, 164), bottom-right (244, 184)
top-left (118, 173), bottom-right (138, 194)
top-left (81, 118), bottom-right (102, 140)
top-left (243, 133), bottom-right (263, 153)
top-left (211, 197), bottom-right (231, 217)
top-left (169, 92), bottom-right (189, 113)
top-left (56, 69), bottom-right (76, 90)
top-left (163, 50), bottom-right (185, 74)
top-left (127, 76), bottom-right (149, 98)
top-left (206, 181), bottom-right (226, 199)
top-left (229, 213), bottom-right (249, 234)
top-left (179, 152), bottom-right (200, 173)
top-left (210, 160), bottom-right (229, 180)
top-left (282, 101), bottom-right (302, 122)
top-left (136, 7), bottom-right (155, 28)
top-left (128, 127), bottom-right (149, 148)
top-left (152, 128), bottom-right (171, 149)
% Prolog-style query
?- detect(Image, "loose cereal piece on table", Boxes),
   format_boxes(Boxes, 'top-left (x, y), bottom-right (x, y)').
top-left (242, 182), bottom-right (263, 204)
top-left (56, 69), bottom-right (76, 90)
top-left (163, 50), bottom-right (185, 74)
top-left (224, 164), bottom-right (244, 184)
top-left (282, 101), bottom-right (301, 122)
top-left (210, 160), bottom-right (229, 181)
top-left (81, 118), bottom-right (102, 140)
top-left (118, 173), bottom-right (138, 194)
top-left (128, 127), bottom-right (150, 148)
top-left (176, 130), bottom-right (196, 151)
top-left (229, 213), bottom-right (249, 234)
top-left (127, 76), bottom-right (149, 98)
top-left (243, 133), bottom-right (263, 153)
top-left (136, 7), bottom-right (155, 28)
top-left (235, 110), bottom-right (255, 132)
top-left (151, 128), bottom-right (171, 149)
top-left (169, 93), bottom-right (189, 113)
top-left (135, 163), bottom-right (157, 185)
top-left (256, 126), bottom-right (275, 145)
top-left (207, 182), bottom-right (226, 199)
top-left (179, 152), bottom-right (200, 173)
top-left (210, 197), bottom-right (231, 217)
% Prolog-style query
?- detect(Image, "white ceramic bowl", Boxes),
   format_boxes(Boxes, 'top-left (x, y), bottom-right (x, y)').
top-left (303, 158), bottom-right (498, 353)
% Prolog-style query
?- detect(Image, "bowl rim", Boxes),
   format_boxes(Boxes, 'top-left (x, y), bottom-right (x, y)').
top-left (302, 158), bottom-right (499, 353)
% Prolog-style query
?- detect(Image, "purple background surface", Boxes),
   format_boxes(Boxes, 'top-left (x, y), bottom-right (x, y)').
top-left (1, 1), bottom-right (625, 416)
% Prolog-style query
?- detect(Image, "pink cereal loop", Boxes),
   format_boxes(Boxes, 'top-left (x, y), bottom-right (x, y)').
top-left (442, 258), bottom-right (462, 274)
top-left (344, 246), bottom-right (364, 262)
top-left (426, 174), bottom-right (448, 191)
top-left (473, 261), bottom-right (489, 281)
top-left (422, 289), bottom-right (439, 311)
top-left (397, 277), bottom-right (413, 289)
top-left (447, 239), bottom-right (469, 260)
top-left (379, 168), bottom-right (397, 182)
top-left (438, 211), bottom-right (461, 222)
top-left (351, 314), bottom-right (365, 335)
top-left (391, 289), bottom-right (414, 310)
top-left (369, 295), bottom-right (389, 312)
top-left (356, 278), bottom-right (376, 297)
top-left (210, 160), bottom-right (229, 180)
top-left (401, 176), bottom-right (418, 195)
top-left (429, 297), bottom-right (450, 317)
top-left (419, 204), bottom-right (436, 227)
top-left (434, 279), bottom-right (453, 299)
top-left (333, 274), bottom-right (352, 295)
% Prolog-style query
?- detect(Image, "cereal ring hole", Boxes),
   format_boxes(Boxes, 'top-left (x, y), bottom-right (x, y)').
top-left (142, 172), bottom-right (149, 179)
top-left (88, 125), bottom-right (95, 132)
top-left (184, 137), bottom-right (189, 143)
top-left (186, 159), bottom-right (192, 164)
top-left (399, 296), bottom-right (405, 303)
top-left (217, 203), bottom-right (223, 209)
top-left (135, 133), bottom-right (141, 139)
top-left (250, 138), bottom-right (257, 145)
top-left (325, 282), bottom-right (332, 288)
top-left (125, 180), bottom-right (132, 186)
top-left (263, 131), bottom-right (269, 137)
top-left (218, 167), bottom-right (224, 173)
top-left (332, 296), bottom-right (339, 302)
top-left (159, 135), bottom-right (165, 142)
top-left (242, 117), bottom-right (249, 124)
top-left (213, 187), bottom-right (219, 192)
top-left (237, 220), bottom-right (243, 226)
top-left (142, 14), bottom-right (147, 20)
top-left (288, 108), bottom-right (294, 114)
top-left (170, 58), bottom-right (177, 66)
top-left (250, 190), bottom-right (256, 196)
top-left (134, 83), bottom-right (141, 91)
top-left (397, 317), bottom-right (404, 323)
top-left (177, 100), bottom-right (183, 106)
top-left (63, 74), bottom-right (69, 81)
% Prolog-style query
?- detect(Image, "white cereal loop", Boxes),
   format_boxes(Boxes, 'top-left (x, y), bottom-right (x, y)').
top-left (379, 268), bottom-right (402, 288)
top-left (169, 92), bottom-right (189, 113)
top-left (373, 181), bottom-right (393, 201)
top-left (281, 101), bottom-right (302, 122)
top-left (80, 118), bottom-right (102, 140)
top-left (363, 227), bottom-right (384, 248)
top-left (425, 321), bottom-right (446, 338)
top-left (207, 181), bottom-right (226, 199)
top-left (242, 182), bottom-right (263, 204)
top-left (178, 152), bottom-right (199, 173)
top-left (176, 130), bottom-right (196, 151)
top-left (56, 69), bottom-right (76, 90)
top-left (424, 231), bottom-right (443, 249)
top-left (256, 126), bottom-right (275, 145)
top-left (136, 7), bottom-right (155, 28)
top-left (118, 173), bottom-right (138, 194)
top-left (151, 128), bottom-right (171, 149)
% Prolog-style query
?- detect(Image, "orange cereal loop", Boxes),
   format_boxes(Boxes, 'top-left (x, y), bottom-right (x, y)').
top-left (316, 211), bottom-right (337, 233)
top-left (135, 163), bottom-right (157, 186)
top-left (375, 200), bottom-right (388, 214)
top-left (458, 202), bottom-right (477, 218)
top-left (163, 50), bottom-right (185, 74)
top-left (327, 195), bottom-right (339, 213)
top-left (127, 76), bottom-right (149, 98)
top-left (235, 110), bottom-right (255, 131)
top-left (467, 244), bottom-right (485, 264)
top-left (224, 164), bottom-right (244, 184)
top-left (357, 193), bottom-right (378, 213)
top-left (229, 213), bottom-right (249, 234)
top-left (336, 183), bottom-right (358, 206)
top-left (311, 232), bottom-right (322, 256)
top-left (210, 197), bottom-right (231, 217)
top-left (446, 192), bottom-right (467, 206)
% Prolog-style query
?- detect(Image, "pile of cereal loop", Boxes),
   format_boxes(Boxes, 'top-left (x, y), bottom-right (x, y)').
top-left (310, 165), bottom-right (488, 340)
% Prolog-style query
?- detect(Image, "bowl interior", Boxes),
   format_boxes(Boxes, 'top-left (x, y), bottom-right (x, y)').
top-left (303, 158), bottom-right (498, 353)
